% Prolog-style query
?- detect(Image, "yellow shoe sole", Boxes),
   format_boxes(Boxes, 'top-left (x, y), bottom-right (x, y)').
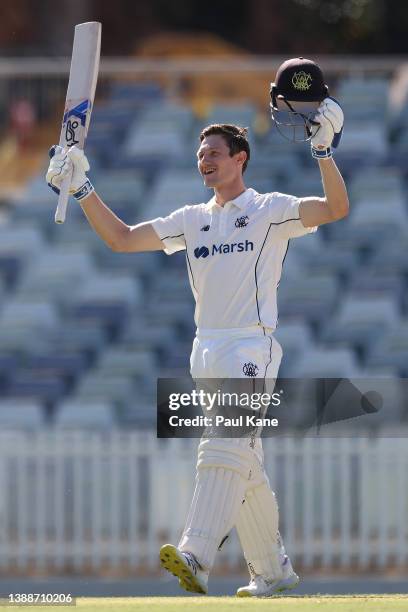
top-left (236, 589), bottom-right (252, 598)
top-left (159, 544), bottom-right (207, 594)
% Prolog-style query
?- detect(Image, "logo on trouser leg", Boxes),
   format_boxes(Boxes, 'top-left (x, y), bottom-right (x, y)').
top-left (243, 362), bottom-right (259, 377)
top-left (248, 562), bottom-right (256, 579)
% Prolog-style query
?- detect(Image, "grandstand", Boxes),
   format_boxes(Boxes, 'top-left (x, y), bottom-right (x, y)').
top-left (0, 65), bottom-right (407, 429)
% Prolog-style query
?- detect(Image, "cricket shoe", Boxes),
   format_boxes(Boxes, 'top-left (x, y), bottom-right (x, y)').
top-left (236, 556), bottom-right (299, 598)
top-left (159, 544), bottom-right (208, 594)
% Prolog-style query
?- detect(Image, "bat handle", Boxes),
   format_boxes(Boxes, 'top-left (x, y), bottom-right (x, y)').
top-left (54, 167), bottom-right (73, 224)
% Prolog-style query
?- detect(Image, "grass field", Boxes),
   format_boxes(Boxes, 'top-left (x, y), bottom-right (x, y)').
top-left (2, 596), bottom-right (408, 611)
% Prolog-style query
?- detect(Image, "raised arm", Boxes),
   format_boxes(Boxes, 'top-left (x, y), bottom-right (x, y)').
top-left (79, 191), bottom-right (163, 252)
top-left (299, 156), bottom-right (349, 227)
top-left (46, 145), bottom-right (164, 253)
top-left (299, 97), bottom-right (349, 228)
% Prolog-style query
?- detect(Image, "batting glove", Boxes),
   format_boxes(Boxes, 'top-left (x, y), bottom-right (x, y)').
top-left (311, 97), bottom-right (344, 159)
top-left (46, 145), bottom-right (94, 201)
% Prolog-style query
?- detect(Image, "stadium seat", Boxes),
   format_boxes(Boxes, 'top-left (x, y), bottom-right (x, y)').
top-left (23, 352), bottom-right (89, 383)
top-left (0, 224), bottom-right (46, 259)
top-left (88, 169), bottom-right (146, 204)
top-left (96, 347), bottom-right (157, 378)
top-left (0, 299), bottom-right (59, 332)
top-left (321, 295), bottom-right (400, 353)
top-left (336, 77), bottom-right (390, 122)
top-left (277, 273), bottom-right (339, 323)
top-left (274, 321), bottom-right (313, 376)
top-left (52, 321), bottom-right (109, 357)
top-left (55, 399), bottom-right (115, 429)
top-left (4, 371), bottom-right (67, 406)
top-left (343, 199), bottom-right (408, 247)
top-left (206, 103), bottom-right (256, 127)
top-left (0, 326), bottom-right (53, 355)
top-left (0, 400), bottom-right (45, 428)
top-left (349, 167), bottom-right (404, 203)
top-left (140, 101), bottom-right (194, 134)
top-left (366, 320), bottom-right (408, 375)
top-left (290, 346), bottom-right (361, 377)
top-left (72, 274), bottom-right (142, 308)
top-left (109, 82), bottom-right (163, 104)
top-left (122, 119), bottom-right (187, 164)
top-left (0, 353), bottom-right (20, 387)
top-left (146, 169), bottom-right (209, 217)
top-left (74, 372), bottom-right (138, 406)
top-left (337, 122), bottom-right (388, 157)
top-left (16, 247), bottom-right (97, 303)
top-left (348, 269), bottom-right (404, 301)
top-left (119, 321), bottom-right (179, 353)
top-left (369, 235), bottom-right (408, 275)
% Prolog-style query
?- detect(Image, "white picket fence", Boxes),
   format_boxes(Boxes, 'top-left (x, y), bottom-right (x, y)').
top-left (0, 429), bottom-right (407, 573)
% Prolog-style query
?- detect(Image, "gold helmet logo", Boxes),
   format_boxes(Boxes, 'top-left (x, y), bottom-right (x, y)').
top-left (292, 71), bottom-right (312, 91)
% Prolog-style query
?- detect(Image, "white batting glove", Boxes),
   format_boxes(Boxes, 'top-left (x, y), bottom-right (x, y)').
top-left (46, 145), bottom-right (94, 201)
top-left (311, 97), bottom-right (344, 159)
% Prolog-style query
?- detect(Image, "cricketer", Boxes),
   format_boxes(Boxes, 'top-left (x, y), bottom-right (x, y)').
top-left (46, 57), bottom-right (349, 597)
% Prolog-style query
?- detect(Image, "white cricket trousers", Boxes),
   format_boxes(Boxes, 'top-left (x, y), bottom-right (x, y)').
top-left (178, 326), bottom-right (283, 571)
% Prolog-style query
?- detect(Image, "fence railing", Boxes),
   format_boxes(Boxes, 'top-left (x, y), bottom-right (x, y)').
top-left (0, 430), bottom-right (407, 574)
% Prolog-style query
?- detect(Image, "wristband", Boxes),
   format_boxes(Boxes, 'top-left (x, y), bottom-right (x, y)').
top-left (47, 178), bottom-right (94, 200)
top-left (72, 179), bottom-right (94, 201)
top-left (311, 146), bottom-right (332, 159)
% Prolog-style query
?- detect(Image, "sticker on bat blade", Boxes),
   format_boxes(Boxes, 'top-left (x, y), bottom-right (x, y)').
top-left (62, 99), bottom-right (92, 147)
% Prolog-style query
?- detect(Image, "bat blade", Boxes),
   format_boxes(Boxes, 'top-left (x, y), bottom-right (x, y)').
top-left (55, 21), bottom-right (101, 224)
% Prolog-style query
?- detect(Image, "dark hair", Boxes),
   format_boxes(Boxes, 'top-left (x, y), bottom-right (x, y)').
top-left (199, 124), bottom-right (250, 173)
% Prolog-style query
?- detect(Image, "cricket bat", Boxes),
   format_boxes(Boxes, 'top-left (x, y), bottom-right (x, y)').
top-left (54, 22), bottom-right (101, 224)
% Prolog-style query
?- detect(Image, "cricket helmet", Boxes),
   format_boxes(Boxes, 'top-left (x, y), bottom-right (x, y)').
top-left (270, 57), bottom-right (329, 142)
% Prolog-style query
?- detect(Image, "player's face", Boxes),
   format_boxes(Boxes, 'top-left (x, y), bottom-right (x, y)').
top-left (197, 135), bottom-right (244, 188)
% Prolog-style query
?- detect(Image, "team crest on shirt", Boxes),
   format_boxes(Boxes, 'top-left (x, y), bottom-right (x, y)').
top-left (235, 215), bottom-right (249, 228)
top-left (243, 362), bottom-right (259, 377)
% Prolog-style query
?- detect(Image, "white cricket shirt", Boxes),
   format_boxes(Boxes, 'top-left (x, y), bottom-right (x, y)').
top-left (151, 188), bottom-right (316, 330)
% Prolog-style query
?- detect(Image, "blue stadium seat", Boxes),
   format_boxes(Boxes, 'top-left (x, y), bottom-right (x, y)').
top-left (23, 352), bottom-right (89, 384)
top-left (0, 299), bottom-right (59, 332)
top-left (0, 400), bottom-right (45, 428)
top-left (0, 224), bottom-right (46, 259)
top-left (109, 82), bottom-right (163, 104)
top-left (55, 399), bottom-right (116, 429)
top-left (290, 346), bottom-right (361, 377)
top-left (4, 372), bottom-right (67, 406)
top-left (274, 321), bottom-right (313, 376)
top-left (206, 103), bottom-right (256, 127)
top-left (348, 269), bottom-right (404, 302)
top-left (52, 322), bottom-right (109, 358)
top-left (96, 347), bottom-right (157, 378)
top-left (349, 167), bottom-right (404, 203)
top-left (145, 169), bottom-right (209, 218)
top-left (74, 372), bottom-right (139, 407)
top-left (369, 235), bottom-right (408, 275)
top-left (321, 294), bottom-right (400, 353)
top-left (366, 320), bottom-right (408, 375)
top-left (16, 247), bottom-right (97, 303)
top-left (277, 273), bottom-right (339, 324)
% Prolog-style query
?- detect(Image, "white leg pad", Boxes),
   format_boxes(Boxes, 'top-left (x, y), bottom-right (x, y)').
top-left (235, 482), bottom-right (283, 581)
top-left (179, 466), bottom-right (247, 570)
top-left (197, 438), bottom-right (258, 479)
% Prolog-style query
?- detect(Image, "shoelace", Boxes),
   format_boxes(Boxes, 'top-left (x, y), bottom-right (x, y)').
top-left (183, 552), bottom-right (200, 575)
